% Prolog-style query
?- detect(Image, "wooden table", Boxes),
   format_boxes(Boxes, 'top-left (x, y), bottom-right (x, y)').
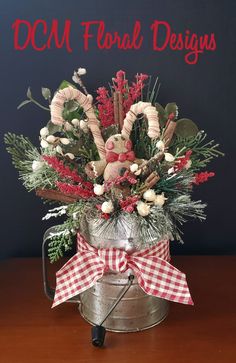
top-left (0, 257), bottom-right (235, 363)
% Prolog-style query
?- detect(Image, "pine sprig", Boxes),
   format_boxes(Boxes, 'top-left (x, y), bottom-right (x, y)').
top-left (4, 132), bottom-right (60, 191)
top-left (151, 169), bottom-right (194, 197)
top-left (4, 132), bottom-right (39, 172)
top-left (45, 201), bottom-right (87, 263)
top-left (170, 131), bottom-right (224, 170)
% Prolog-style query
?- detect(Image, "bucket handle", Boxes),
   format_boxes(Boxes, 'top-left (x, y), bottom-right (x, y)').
top-left (42, 227), bottom-right (80, 303)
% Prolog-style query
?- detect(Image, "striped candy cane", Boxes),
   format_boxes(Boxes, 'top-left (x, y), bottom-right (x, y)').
top-left (50, 86), bottom-right (106, 159)
top-left (121, 101), bottom-right (160, 139)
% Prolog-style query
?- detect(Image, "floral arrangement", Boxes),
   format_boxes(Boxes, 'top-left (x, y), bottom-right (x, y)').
top-left (5, 68), bottom-right (223, 264)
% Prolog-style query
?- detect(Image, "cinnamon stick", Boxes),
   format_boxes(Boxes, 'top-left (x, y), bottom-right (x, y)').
top-left (140, 172), bottom-right (160, 193)
top-left (36, 188), bottom-right (79, 204)
top-left (113, 92), bottom-right (119, 130)
top-left (163, 120), bottom-right (177, 147)
top-left (118, 92), bottom-right (124, 130)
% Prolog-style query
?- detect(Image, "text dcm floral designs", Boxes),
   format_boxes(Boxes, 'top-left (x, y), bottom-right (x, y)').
top-left (12, 20), bottom-right (216, 65)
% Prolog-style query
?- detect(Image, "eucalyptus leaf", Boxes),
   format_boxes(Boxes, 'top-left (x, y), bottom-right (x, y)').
top-left (47, 120), bottom-right (62, 134)
top-left (17, 99), bottom-right (31, 110)
top-left (155, 103), bottom-right (168, 127)
top-left (26, 87), bottom-right (32, 98)
top-left (175, 118), bottom-right (199, 138)
top-left (59, 80), bottom-right (76, 90)
top-left (165, 103), bottom-right (178, 119)
top-left (41, 87), bottom-right (51, 100)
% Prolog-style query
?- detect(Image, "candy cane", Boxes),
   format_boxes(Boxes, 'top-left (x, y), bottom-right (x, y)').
top-left (121, 101), bottom-right (160, 139)
top-left (50, 86), bottom-right (106, 159)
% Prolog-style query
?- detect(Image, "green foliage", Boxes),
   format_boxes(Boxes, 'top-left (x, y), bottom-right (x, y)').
top-left (4, 133), bottom-right (39, 173)
top-left (175, 118), bottom-right (199, 138)
top-left (170, 131), bottom-right (224, 170)
top-left (17, 87), bottom-right (50, 111)
top-left (155, 103), bottom-right (167, 127)
top-left (4, 132), bottom-right (59, 191)
top-left (139, 195), bottom-right (206, 244)
top-left (46, 202), bottom-right (86, 263)
top-left (58, 80), bottom-right (76, 90)
top-left (165, 102), bottom-right (178, 120)
top-left (155, 169), bottom-right (194, 196)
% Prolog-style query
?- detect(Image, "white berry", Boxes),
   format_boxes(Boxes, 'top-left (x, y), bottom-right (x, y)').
top-left (94, 184), bottom-right (105, 196)
top-left (156, 140), bottom-right (165, 151)
top-left (164, 153), bottom-right (175, 162)
top-left (130, 163), bottom-right (139, 173)
top-left (65, 153), bottom-right (75, 160)
top-left (137, 201), bottom-right (150, 217)
top-left (71, 119), bottom-right (80, 127)
top-left (56, 145), bottom-right (63, 154)
top-left (101, 200), bottom-right (114, 214)
top-left (40, 139), bottom-right (49, 148)
top-left (143, 189), bottom-right (156, 202)
top-left (40, 127), bottom-right (49, 138)
top-left (60, 138), bottom-right (70, 145)
top-left (154, 193), bottom-right (167, 207)
top-left (46, 135), bottom-right (56, 143)
top-left (77, 67), bottom-right (87, 76)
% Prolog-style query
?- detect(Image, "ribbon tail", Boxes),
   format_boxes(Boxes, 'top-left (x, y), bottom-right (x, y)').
top-left (129, 257), bottom-right (194, 305)
top-left (52, 251), bottom-right (104, 308)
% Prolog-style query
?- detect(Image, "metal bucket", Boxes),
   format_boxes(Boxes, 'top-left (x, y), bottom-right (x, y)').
top-left (78, 214), bottom-right (169, 332)
top-left (79, 272), bottom-right (169, 332)
top-left (42, 215), bottom-right (169, 332)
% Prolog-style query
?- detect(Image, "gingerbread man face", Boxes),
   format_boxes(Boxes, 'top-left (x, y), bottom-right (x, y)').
top-left (105, 134), bottom-right (132, 155)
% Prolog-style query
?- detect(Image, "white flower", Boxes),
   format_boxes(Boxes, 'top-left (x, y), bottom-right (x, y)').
top-left (64, 122), bottom-right (73, 131)
top-left (137, 201), bottom-right (150, 217)
top-left (79, 120), bottom-right (89, 133)
top-left (164, 153), bottom-right (175, 162)
top-left (40, 127), bottom-right (49, 138)
top-left (65, 153), bottom-right (75, 160)
top-left (56, 145), bottom-right (63, 154)
top-left (32, 160), bottom-right (44, 172)
top-left (143, 189), bottom-right (156, 202)
top-left (40, 139), bottom-right (49, 148)
top-left (101, 200), bottom-right (114, 214)
top-left (156, 140), bottom-right (165, 151)
top-left (94, 184), bottom-right (105, 196)
top-left (154, 193), bottom-right (167, 207)
top-left (60, 138), bottom-right (70, 145)
top-left (77, 67), bottom-right (86, 76)
top-left (130, 163), bottom-right (139, 173)
top-left (46, 135), bottom-right (56, 143)
top-left (185, 160), bottom-right (192, 170)
top-left (71, 118), bottom-right (80, 127)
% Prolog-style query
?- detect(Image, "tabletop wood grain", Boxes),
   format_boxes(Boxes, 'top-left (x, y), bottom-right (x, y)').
top-left (0, 256), bottom-right (235, 363)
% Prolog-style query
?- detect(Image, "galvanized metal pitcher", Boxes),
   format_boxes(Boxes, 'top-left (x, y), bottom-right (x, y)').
top-left (42, 215), bottom-right (169, 333)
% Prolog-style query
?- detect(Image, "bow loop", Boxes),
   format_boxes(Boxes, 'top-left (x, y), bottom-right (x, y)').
top-left (106, 151), bottom-right (135, 163)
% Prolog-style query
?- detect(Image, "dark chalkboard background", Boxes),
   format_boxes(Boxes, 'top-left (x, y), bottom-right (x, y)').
top-left (0, 0), bottom-right (235, 259)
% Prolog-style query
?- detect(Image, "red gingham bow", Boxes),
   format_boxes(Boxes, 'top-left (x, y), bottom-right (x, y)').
top-left (105, 150), bottom-right (135, 163)
top-left (52, 234), bottom-right (193, 308)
